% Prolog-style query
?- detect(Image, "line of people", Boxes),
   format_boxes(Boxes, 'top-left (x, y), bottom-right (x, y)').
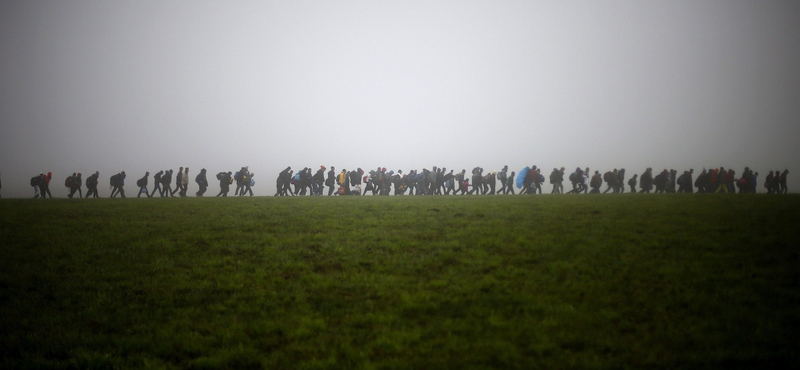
top-left (23, 165), bottom-right (789, 199)
top-left (26, 166), bottom-right (252, 199)
top-left (274, 166), bottom-right (790, 196)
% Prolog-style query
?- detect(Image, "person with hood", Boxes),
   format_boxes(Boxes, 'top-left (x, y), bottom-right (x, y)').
top-left (216, 171), bottom-right (233, 197)
top-left (110, 171), bottom-right (126, 198)
top-left (639, 168), bottom-right (653, 193)
top-left (40, 172), bottom-right (53, 198)
top-left (136, 171), bottom-right (150, 198)
top-left (86, 172), bottom-right (100, 198)
top-left (195, 168), bottom-right (208, 197)
top-left (628, 174), bottom-right (638, 193)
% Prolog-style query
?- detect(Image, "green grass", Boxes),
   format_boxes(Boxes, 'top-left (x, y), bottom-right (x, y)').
top-left (1, 194), bottom-right (799, 369)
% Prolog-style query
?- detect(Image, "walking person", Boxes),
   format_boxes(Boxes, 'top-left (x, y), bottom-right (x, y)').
top-left (171, 167), bottom-right (184, 196)
top-left (779, 170), bottom-right (789, 194)
top-left (179, 167), bottom-right (189, 197)
top-left (110, 171), bottom-right (126, 198)
top-left (40, 172), bottom-right (53, 198)
top-left (326, 166), bottom-right (336, 196)
top-left (216, 171), bottom-right (232, 197)
top-left (150, 171), bottom-right (163, 197)
top-left (161, 169), bottom-right (173, 197)
top-left (68, 173), bottom-right (83, 198)
top-left (195, 168), bottom-right (208, 197)
top-left (136, 172), bottom-right (150, 198)
top-left (86, 172), bottom-right (100, 198)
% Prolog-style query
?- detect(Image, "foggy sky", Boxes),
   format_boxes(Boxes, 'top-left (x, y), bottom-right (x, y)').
top-left (1, 0), bottom-right (798, 197)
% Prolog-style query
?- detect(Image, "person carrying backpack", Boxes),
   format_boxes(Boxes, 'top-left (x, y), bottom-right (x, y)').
top-left (136, 172), bottom-right (150, 198)
top-left (216, 171), bottom-right (232, 197)
top-left (110, 171), bottom-right (126, 198)
top-left (86, 171), bottom-right (100, 198)
top-left (195, 168), bottom-right (208, 197)
top-left (67, 173), bottom-right (83, 198)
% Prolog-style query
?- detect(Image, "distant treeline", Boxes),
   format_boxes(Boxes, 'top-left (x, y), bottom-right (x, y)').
top-left (13, 165), bottom-right (789, 199)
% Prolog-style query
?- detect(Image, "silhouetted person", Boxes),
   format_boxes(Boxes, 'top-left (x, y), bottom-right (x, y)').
top-left (195, 168), bottom-right (208, 196)
top-left (110, 171), bottom-right (126, 198)
top-left (779, 170), bottom-right (789, 194)
top-left (171, 167), bottom-right (184, 196)
top-left (216, 171), bottom-right (232, 196)
top-left (590, 171), bottom-right (602, 193)
top-left (616, 169), bottom-right (626, 193)
top-left (628, 174), bottom-right (638, 193)
top-left (136, 172), bottom-right (150, 198)
top-left (715, 167), bottom-right (728, 193)
top-left (603, 169), bottom-right (617, 194)
top-left (150, 171), bottom-right (163, 197)
top-left (567, 167), bottom-right (583, 194)
top-left (677, 170), bottom-right (694, 193)
top-left (694, 169), bottom-right (707, 193)
top-left (161, 170), bottom-right (173, 197)
top-left (86, 172), bottom-right (100, 198)
top-left (312, 166), bottom-right (325, 195)
top-left (639, 168), bottom-right (653, 193)
top-left (40, 172), bottom-right (53, 198)
top-left (276, 167), bottom-right (293, 196)
top-left (68, 173), bottom-right (83, 198)
top-left (180, 167), bottom-right (189, 197)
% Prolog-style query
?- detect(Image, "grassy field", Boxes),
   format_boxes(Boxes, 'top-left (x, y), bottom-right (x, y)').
top-left (1, 194), bottom-right (799, 369)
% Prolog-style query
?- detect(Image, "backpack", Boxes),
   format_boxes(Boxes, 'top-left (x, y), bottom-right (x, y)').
top-left (64, 176), bottom-right (72, 187)
top-left (603, 172), bottom-right (613, 183)
top-left (31, 176), bottom-right (38, 186)
top-left (136, 178), bottom-right (145, 187)
top-left (337, 172), bottom-right (345, 185)
top-left (569, 172), bottom-right (577, 182)
top-left (110, 174), bottom-right (118, 187)
top-left (216, 172), bottom-right (223, 180)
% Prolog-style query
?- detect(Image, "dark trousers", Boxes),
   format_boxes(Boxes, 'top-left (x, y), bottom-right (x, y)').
top-left (150, 184), bottom-right (162, 197)
top-left (68, 187), bottom-right (82, 198)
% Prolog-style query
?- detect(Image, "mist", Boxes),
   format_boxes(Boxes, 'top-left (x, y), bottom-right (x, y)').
top-left (2, 0), bottom-right (798, 198)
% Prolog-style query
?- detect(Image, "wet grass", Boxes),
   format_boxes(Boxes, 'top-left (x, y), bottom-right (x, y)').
top-left (1, 194), bottom-right (799, 369)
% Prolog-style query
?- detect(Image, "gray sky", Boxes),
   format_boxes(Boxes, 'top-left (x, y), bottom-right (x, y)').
top-left (1, 0), bottom-right (798, 197)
